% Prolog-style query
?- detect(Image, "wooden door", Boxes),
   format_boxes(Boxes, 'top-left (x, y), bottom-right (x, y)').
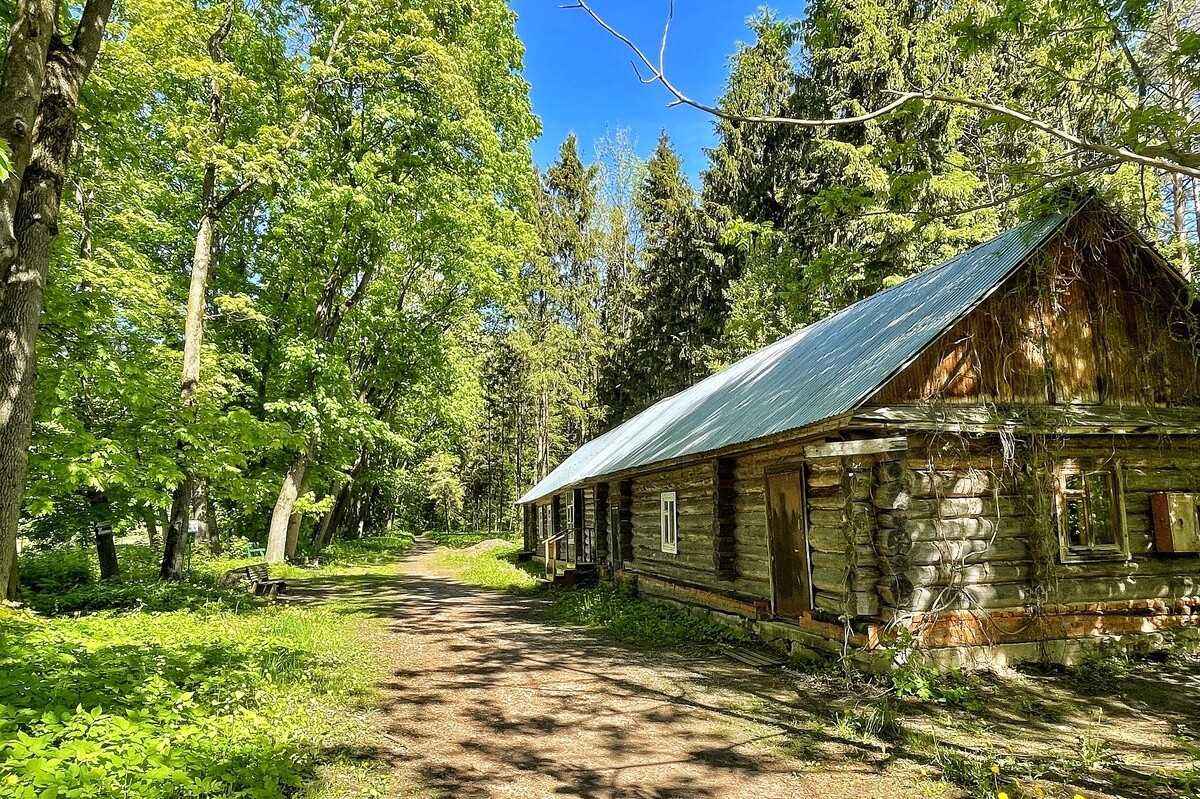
top-left (765, 468), bottom-right (812, 617)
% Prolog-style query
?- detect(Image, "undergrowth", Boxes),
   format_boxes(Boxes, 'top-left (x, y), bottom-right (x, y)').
top-left (0, 601), bottom-right (388, 798)
top-left (545, 583), bottom-right (751, 647)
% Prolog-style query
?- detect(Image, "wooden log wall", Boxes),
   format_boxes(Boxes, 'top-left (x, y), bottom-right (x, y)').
top-left (875, 434), bottom-right (1200, 616)
top-left (617, 479), bottom-right (633, 563)
top-left (629, 463), bottom-right (720, 586)
top-left (729, 441), bottom-right (887, 617)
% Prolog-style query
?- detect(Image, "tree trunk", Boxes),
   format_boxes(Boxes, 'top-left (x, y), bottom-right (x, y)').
top-left (0, 2), bottom-right (112, 596)
top-left (204, 485), bottom-right (221, 554)
top-left (0, 0), bottom-right (58, 279)
top-left (5, 549), bottom-right (16, 600)
top-left (283, 466), bottom-right (311, 560)
top-left (141, 504), bottom-right (161, 548)
top-left (162, 3), bottom-right (235, 579)
top-left (1191, 178), bottom-right (1200, 273)
top-left (313, 481), bottom-right (348, 550)
top-left (162, 205), bottom-right (214, 579)
top-left (1174, 172), bottom-right (1190, 277)
top-left (160, 477), bottom-right (190, 579)
top-left (266, 452), bottom-right (306, 564)
top-left (86, 490), bottom-right (118, 579)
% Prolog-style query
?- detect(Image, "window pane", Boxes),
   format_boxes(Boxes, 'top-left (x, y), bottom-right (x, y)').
top-left (1063, 472), bottom-right (1083, 493)
top-left (1064, 497), bottom-right (1085, 549)
top-left (1085, 472), bottom-right (1115, 546)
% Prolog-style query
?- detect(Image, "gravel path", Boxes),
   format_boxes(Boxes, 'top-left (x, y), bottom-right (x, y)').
top-left (293, 542), bottom-right (933, 799)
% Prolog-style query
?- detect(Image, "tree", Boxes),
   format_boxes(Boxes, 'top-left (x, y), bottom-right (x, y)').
top-left (0, 0), bottom-right (113, 597)
top-left (568, 0), bottom-right (1200, 181)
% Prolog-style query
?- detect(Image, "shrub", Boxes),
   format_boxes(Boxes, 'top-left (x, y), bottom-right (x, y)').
top-left (17, 548), bottom-right (93, 594)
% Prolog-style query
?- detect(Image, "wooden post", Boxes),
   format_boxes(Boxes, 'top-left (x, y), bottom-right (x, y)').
top-left (712, 457), bottom-right (737, 579)
top-left (595, 482), bottom-right (610, 568)
top-left (618, 479), bottom-right (634, 566)
top-left (572, 488), bottom-right (584, 561)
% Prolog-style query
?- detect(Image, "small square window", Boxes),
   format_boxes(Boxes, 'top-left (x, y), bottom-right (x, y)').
top-left (660, 491), bottom-right (678, 554)
top-left (1056, 461), bottom-right (1128, 562)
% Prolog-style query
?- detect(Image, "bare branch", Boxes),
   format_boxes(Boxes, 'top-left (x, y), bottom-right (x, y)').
top-left (567, 0), bottom-right (1200, 179)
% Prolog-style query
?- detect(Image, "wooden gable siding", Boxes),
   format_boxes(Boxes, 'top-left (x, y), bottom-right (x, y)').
top-left (873, 219), bottom-right (1200, 406)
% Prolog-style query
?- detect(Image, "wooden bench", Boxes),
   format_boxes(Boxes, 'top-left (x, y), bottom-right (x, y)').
top-left (222, 563), bottom-right (287, 597)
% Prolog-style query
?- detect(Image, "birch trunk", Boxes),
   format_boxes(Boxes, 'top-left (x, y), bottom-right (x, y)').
top-left (0, 1), bottom-right (112, 595)
top-left (1174, 172), bottom-right (1190, 277)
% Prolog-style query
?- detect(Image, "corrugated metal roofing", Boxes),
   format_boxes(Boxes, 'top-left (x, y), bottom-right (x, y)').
top-left (517, 210), bottom-right (1071, 505)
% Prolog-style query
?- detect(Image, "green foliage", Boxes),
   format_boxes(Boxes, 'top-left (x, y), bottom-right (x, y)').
top-left (1069, 645), bottom-right (1136, 692)
top-left (545, 584), bottom-right (751, 648)
top-left (0, 601), bottom-right (380, 798)
top-left (835, 698), bottom-right (903, 743)
top-left (17, 550), bottom-right (93, 595)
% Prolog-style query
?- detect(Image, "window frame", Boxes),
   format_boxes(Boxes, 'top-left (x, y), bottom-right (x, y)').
top-left (565, 496), bottom-right (574, 531)
top-left (660, 491), bottom-right (678, 554)
top-left (1054, 459), bottom-right (1130, 563)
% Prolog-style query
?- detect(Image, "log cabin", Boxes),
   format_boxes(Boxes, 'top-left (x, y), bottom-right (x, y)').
top-left (517, 197), bottom-right (1200, 668)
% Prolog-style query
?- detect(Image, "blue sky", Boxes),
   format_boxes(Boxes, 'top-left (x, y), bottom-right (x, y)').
top-left (512, 1), bottom-right (806, 181)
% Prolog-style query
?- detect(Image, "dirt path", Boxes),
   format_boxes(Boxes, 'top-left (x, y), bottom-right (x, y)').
top-left (292, 543), bottom-right (937, 799)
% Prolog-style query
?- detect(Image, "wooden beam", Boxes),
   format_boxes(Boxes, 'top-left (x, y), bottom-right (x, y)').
top-left (804, 436), bottom-right (908, 459)
top-left (855, 404), bottom-right (1200, 435)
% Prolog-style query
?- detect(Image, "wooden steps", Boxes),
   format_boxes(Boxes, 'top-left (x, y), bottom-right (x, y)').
top-left (539, 562), bottom-right (599, 587)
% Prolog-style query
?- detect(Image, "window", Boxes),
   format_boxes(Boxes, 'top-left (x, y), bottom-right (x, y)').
top-left (565, 497), bottom-right (574, 531)
top-left (1055, 461), bottom-right (1128, 562)
top-left (660, 491), bottom-right (678, 554)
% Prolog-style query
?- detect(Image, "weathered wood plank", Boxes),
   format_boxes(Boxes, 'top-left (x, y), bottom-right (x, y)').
top-left (804, 436), bottom-right (907, 459)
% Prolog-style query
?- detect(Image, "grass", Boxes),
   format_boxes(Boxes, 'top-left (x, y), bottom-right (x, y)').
top-left (1, 538), bottom-right (413, 798)
top-left (419, 530), bottom-right (510, 549)
top-left (544, 583), bottom-right (751, 647)
top-left (427, 539), bottom-right (541, 592)
top-left (18, 536), bottom-right (414, 616)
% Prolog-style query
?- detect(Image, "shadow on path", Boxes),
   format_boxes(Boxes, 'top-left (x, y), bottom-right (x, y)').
top-left (285, 542), bottom-right (926, 799)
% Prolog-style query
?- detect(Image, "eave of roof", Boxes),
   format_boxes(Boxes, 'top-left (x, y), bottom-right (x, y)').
top-left (517, 207), bottom-right (1077, 505)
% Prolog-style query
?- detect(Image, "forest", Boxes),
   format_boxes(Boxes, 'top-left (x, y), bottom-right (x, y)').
top-left (0, 0), bottom-right (1191, 594)
top-left (0, 0), bottom-right (1197, 797)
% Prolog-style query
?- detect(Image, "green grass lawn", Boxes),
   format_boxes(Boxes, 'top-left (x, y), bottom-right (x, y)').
top-left (1, 538), bottom-right (413, 799)
top-left (427, 539), bottom-right (541, 592)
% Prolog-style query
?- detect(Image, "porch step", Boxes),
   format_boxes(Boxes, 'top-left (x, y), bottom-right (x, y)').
top-left (540, 562), bottom-right (599, 587)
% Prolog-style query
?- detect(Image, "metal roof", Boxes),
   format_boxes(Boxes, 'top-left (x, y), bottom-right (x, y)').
top-left (517, 210), bottom-right (1070, 505)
